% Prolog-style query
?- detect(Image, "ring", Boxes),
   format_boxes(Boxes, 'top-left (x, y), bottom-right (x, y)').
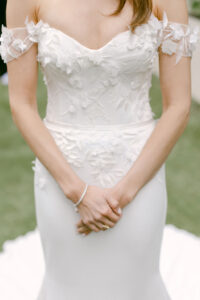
top-left (102, 224), bottom-right (110, 229)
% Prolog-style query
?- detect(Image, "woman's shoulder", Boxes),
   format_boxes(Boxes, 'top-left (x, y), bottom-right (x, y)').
top-left (6, 0), bottom-right (39, 27)
top-left (153, 0), bottom-right (189, 23)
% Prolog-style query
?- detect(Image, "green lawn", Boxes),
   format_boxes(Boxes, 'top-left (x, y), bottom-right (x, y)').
top-left (0, 68), bottom-right (199, 251)
top-left (188, 0), bottom-right (200, 17)
top-left (151, 76), bottom-right (200, 235)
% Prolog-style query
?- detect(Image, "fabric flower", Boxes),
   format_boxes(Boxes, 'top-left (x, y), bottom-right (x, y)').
top-left (12, 38), bottom-right (27, 52)
top-left (37, 177), bottom-right (46, 189)
top-left (0, 26), bottom-right (14, 62)
top-left (32, 159), bottom-right (47, 189)
top-left (68, 76), bottom-right (83, 89)
top-left (0, 25), bottom-right (13, 44)
top-left (25, 16), bottom-right (48, 43)
top-left (158, 10), bottom-right (200, 63)
top-left (161, 39), bottom-right (177, 55)
top-left (88, 53), bottom-right (104, 65)
top-left (80, 98), bottom-right (91, 109)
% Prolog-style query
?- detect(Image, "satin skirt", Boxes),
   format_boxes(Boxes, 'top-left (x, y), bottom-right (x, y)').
top-left (33, 117), bottom-right (171, 300)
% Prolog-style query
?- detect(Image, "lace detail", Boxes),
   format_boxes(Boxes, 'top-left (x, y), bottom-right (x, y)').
top-left (0, 19), bottom-right (36, 63)
top-left (31, 119), bottom-right (164, 189)
top-left (1, 12), bottom-right (200, 65)
top-left (32, 159), bottom-right (47, 189)
top-left (0, 12), bottom-right (177, 190)
top-left (158, 11), bottom-right (200, 64)
top-left (41, 119), bottom-right (157, 188)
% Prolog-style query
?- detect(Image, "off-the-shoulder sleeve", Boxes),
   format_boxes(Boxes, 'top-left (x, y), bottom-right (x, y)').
top-left (0, 17), bottom-right (37, 63)
top-left (158, 11), bottom-right (200, 64)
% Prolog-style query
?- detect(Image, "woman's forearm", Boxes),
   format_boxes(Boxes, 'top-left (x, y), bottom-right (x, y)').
top-left (117, 103), bottom-right (190, 202)
top-left (11, 101), bottom-right (85, 203)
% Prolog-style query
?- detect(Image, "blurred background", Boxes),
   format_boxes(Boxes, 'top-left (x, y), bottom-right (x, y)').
top-left (0, 0), bottom-right (200, 252)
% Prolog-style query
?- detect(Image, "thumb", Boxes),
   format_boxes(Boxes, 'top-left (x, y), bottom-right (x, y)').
top-left (106, 196), bottom-right (122, 215)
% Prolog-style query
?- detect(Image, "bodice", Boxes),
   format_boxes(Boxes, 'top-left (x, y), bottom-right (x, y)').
top-left (1, 10), bottom-right (200, 187)
top-left (1, 11), bottom-right (200, 127)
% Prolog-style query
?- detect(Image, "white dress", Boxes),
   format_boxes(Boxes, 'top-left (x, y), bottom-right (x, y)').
top-left (0, 10), bottom-right (199, 300)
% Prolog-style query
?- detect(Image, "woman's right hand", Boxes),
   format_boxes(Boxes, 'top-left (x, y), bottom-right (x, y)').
top-left (76, 185), bottom-right (122, 232)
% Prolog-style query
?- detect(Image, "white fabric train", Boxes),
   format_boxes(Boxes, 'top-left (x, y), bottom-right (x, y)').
top-left (0, 224), bottom-right (200, 300)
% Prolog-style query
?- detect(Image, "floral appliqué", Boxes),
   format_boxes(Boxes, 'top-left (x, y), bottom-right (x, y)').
top-left (32, 158), bottom-right (47, 189)
top-left (158, 11), bottom-right (200, 63)
top-left (0, 18), bottom-right (37, 63)
top-left (43, 120), bottom-right (157, 188)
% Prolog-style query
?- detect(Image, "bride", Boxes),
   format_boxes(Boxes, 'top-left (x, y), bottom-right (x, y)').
top-left (0, 0), bottom-right (199, 299)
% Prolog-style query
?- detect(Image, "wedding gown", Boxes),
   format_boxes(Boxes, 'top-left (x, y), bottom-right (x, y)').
top-left (0, 10), bottom-right (199, 300)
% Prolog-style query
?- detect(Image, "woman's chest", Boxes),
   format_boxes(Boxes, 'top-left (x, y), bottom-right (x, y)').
top-left (36, 20), bottom-right (160, 75)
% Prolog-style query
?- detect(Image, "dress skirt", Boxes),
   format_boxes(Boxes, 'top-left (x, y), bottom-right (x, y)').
top-left (33, 117), bottom-right (171, 300)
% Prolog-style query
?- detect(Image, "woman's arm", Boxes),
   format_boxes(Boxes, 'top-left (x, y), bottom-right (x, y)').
top-left (6, 0), bottom-right (86, 203)
top-left (114, 0), bottom-right (192, 207)
top-left (5, 0), bottom-right (122, 234)
top-left (76, 0), bottom-right (194, 234)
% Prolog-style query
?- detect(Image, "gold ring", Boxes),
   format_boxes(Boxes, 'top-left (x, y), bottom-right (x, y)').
top-left (102, 224), bottom-right (110, 229)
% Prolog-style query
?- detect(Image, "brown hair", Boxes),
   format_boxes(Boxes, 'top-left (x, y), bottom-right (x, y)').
top-left (110, 0), bottom-right (153, 33)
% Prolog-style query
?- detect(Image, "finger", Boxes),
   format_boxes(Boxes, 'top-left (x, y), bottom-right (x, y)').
top-left (83, 231), bottom-right (91, 236)
top-left (76, 220), bottom-right (83, 228)
top-left (76, 219), bottom-right (86, 228)
top-left (77, 221), bottom-right (91, 232)
top-left (78, 220), bottom-right (109, 232)
top-left (80, 230), bottom-right (91, 236)
top-left (93, 220), bottom-right (112, 230)
top-left (103, 205), bottom-right (122, 223)
top-left (84, 221), bottom-right (101, 232)
top-left (77, 226), bottom-right (91, 234)
top-left (77, 223), bottom-right (89, 231)
top-left (99, 216), bottom-right (116, 228)
top-left (106, 197), bottom-right (122, 215)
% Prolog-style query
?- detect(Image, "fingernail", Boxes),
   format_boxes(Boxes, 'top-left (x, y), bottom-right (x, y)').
top-left (117, 207), bottom-right (122, 214)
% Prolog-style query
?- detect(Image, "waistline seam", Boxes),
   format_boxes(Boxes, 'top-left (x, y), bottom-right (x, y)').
top-left (43, 117), bottom-right (157, 132)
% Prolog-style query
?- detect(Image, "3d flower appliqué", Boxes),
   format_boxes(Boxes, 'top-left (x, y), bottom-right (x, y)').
top-left (161, 39), bottom-right (177, 55)
top-left (159, 10), bottom-right (200, 64)
top-left (0, 25), bottom-right (34, 62)
top-left (32, 159), bottom-right (47, 189)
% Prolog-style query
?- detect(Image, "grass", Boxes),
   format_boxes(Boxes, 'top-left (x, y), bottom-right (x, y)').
top-left (188, 0), bottom-right (200, 17)
top-left (0, 68), bottom-right (47, 250)
top-left (0, 68), bottom-right (199, 251)
top-left (151, 76), bottom-right (200, 235)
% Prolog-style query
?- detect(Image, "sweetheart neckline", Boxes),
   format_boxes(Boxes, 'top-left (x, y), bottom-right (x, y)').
top-left (27, 12), bottom-right (156, 53)
top-left (48, 27), bottom-right (131, 53)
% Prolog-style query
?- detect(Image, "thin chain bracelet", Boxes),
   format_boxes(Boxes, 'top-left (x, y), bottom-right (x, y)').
top-left (74, 183), bottom-right (89, 213)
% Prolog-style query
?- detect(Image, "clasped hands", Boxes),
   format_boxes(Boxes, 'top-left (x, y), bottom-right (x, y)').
top-left (75, 181), bottom-right (135, 236)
